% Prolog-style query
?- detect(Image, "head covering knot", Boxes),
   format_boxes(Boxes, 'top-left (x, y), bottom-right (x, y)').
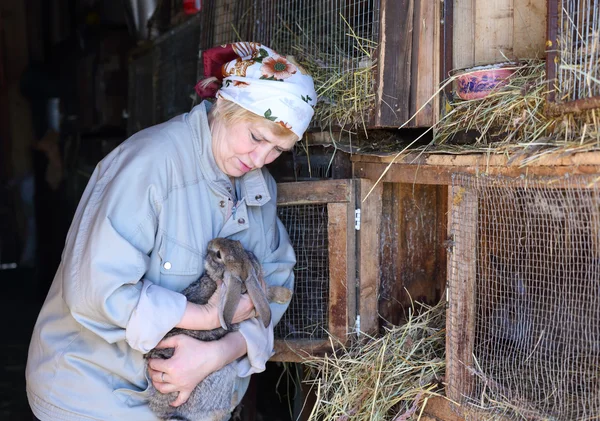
top-left (195, 42), bottom-right (317, 138)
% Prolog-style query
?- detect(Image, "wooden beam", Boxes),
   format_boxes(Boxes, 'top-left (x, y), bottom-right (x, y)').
top-left (354, 161), bottom-right (600, 185)
top-left (375, 0), bottom-right (414, 127)
top-left (358, 179), bottom-right (382, 335)
top-left (277, 179), bottom-right (353, 205)
top-left (271, 339), bottom-right (331, 362)
top-left (445, 184), bottom-right (478, 403)
top-left (327, 202), bottom-right (351, 341)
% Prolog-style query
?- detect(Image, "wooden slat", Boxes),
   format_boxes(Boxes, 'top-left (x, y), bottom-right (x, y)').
top-left (412, 0), bottom-right (439, 126)
top-left (270, 339), bottom-right (331, 362)
top-left (474, 0), bottom-right (514, 65)
top-left (327, 202), bottom-right (351, 341)
top-left (446, 184), bottom-right (477, 403)
top-left (453, 0), bottom-right (476, 70)
top-left (277, 179), bottom-right (353, 205)
top-left (358, 179), bottom-right (382, 335)
top-left (513, 0), bottom-right (547, 59)
top-left (355, 161), bottom-right (600, 185)
top-left (375, 0), bottom-right (414, 127)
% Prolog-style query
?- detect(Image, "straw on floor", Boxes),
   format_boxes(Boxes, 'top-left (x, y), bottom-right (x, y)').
top-left (301, 301), bottom-right (447, 421)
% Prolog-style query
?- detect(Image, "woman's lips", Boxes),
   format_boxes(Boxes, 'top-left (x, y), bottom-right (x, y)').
top-left (239, 160), bottom-right (252, 173)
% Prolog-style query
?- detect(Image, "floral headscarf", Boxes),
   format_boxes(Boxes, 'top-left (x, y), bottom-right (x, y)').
top-left (195, 42), bottom-right (317, 139)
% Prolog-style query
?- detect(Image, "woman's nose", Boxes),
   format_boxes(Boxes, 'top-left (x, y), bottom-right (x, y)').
top-left (251, 144), bottom-right (270, 168)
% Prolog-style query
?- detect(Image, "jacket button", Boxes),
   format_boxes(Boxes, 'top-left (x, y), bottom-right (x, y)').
top-left (163, 262), bottom-right (172, 270)
top-left (255, 194), bottom-right (262, 201)
top-left (219, 200), bottom-right (226, 208)
top-left (238, 218), bottom-right (246, 224)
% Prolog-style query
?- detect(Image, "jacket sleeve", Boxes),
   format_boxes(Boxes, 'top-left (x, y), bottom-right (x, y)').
top-left (236, 174), bottom-right (295, 377)
top-left (61, 136), bottom-right (187, 354)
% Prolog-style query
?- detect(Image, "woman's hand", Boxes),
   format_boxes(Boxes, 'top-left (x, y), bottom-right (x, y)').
top-left (148, 332), bottom-right (248, 407)
top-left (176, 283), bottom-right (257, 331)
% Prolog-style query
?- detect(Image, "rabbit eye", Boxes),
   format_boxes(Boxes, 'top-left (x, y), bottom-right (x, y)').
top-left (216, 250), bottom-right (222, 259)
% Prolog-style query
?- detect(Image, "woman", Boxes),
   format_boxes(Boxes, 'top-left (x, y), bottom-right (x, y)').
top-left (26, 42), bottom-right (317, 421)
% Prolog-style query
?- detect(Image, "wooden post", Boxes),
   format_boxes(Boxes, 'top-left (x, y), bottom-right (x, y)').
top-left (358, 179), bottom-right (382, 335)
top-left (446, 183), bottom-right (478, 403)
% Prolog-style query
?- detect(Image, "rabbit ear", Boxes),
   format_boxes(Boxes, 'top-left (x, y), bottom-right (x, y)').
top-left (246, 267), bottom-right (272, 328)
top-left (219, 271), bottom-right (243, 330)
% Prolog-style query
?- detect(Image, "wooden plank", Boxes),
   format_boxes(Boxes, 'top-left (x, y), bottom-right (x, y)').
top-left (327, 202), bottom-right (351, 341)
top-left (374, 0), bottom-right (414, 127)
top-left (474, 0), bottom-right (515, 65)
top-left (379, 183), bottom-right (446, 326)
top-left (412, 0), bottom-right (438, 126)
top-left (358, 179), bottom-right (382, 335)
top-left (420, 396), bottom-right (464, 421)
top-left (270, 339), bottom-right (331, 362)
top-left (277, 179), bottom-right (353, 205)
top-left (354, 161), bottom-right (600, 185)
top-left (453, 0), bottom-right (476, 70)
top-left (513, 0), bottom-right (547, 59)
top-left (445, 184), bottom-right (477, 403)
top-left (352, 150), bottom-right (600, 166)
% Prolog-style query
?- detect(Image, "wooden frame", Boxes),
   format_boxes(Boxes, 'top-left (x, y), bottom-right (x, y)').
top-left (546, 0), bottom-right (600, 116)
top-left (271, 179), bottom-right (381, 362)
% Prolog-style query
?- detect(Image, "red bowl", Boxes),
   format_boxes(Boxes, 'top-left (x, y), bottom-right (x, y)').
top-left (455, 64), bottom-right (516, 100)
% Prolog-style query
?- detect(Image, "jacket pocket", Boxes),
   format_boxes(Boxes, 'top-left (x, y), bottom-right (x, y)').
top-left (157, 233), bottom-right (201, 276)
top-left (112, 369), bottom-right (152, 408)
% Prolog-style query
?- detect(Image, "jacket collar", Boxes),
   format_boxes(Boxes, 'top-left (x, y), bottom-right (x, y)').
top-left (186, 102), bottom-right (271, 206)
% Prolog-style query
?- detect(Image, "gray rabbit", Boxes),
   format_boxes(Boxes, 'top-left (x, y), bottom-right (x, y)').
top-left (145, 237), bottom-right (292, 421)
top-left (488, 254), bottom-right (533, 349)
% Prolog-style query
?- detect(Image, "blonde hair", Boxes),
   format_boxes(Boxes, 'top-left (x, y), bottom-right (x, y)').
top-left (210, 98), bottom-right (299, 143)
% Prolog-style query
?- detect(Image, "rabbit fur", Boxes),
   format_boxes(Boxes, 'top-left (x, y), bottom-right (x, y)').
top-left (145, 237), bottom-right (292, 421)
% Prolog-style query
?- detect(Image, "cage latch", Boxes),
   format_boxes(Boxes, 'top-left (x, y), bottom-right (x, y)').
top-left (354, 209), bottom-right (361, 230)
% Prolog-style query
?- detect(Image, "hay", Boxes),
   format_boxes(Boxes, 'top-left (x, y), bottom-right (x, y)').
top-left (301, 301), bottom-right (446, 421)
top-left (432, 60), bottom-right (600, 160)
top-left (271, 15), bottom-right (377, 136)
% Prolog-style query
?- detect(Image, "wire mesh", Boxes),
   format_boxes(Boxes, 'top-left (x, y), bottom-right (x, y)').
top-left (275, 204), bottom-right (330, 340)
top-left (154, 17), bottom-right (203, 123)
top-left (449, 173), bottom-right (600, 420)
top-left (555, 0), bottom-right (600, 103)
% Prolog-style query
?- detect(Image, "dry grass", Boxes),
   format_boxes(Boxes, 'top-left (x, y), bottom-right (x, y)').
top-left (431, 60), bottom-right (600, 162)
top-left (301, 301), bottom-right (446, 421)
top-left (271, 15), bottom-right (377, 136)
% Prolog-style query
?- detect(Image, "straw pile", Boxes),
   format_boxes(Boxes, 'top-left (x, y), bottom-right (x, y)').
top-left (272, 17), bottom-right (377, 136)
top-left (301, 301), bottom-right (446, 421)
top-left (432, 59), bottom-right (600, 162)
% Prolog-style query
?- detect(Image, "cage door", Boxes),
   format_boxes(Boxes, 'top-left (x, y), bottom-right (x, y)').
top-left (271, 179), bottom-right (381, 362)
top-left (546, 0), bottom-right (600, 115)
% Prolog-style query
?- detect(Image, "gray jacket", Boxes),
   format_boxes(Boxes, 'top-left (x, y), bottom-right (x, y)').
top-left (26, 102), bottom-right (295, 420)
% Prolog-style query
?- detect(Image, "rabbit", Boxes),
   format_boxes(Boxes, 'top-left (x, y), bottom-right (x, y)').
top-left (145, 237), bottom-right (293, 421)
top-left (488, 254), bottom-right (533, 350)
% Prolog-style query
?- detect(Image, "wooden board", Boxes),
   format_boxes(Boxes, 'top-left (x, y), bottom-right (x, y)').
top-left (445, 184), bottom-right (478, 402)
top-left (352, 152), bottom-right (600, 185)
top-left (277, 179), bottom-right (353, 205)
top-left (379, 183), bottom-right (447, 326)
top-left (358, 179), bottom-right (383, 335)
top-left (453, 0), bottom-right (547, 70)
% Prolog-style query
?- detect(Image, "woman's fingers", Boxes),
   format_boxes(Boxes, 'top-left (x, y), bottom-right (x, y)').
top-left (170, 389), bottom-right (192, 407)
top-left (231, 294), bottom-right (256, 323)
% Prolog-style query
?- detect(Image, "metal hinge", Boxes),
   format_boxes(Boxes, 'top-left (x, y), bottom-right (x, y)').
top-left (354, 315), bottom-right (361, 337)
top-left (355, 208), bottom-right (361, 230)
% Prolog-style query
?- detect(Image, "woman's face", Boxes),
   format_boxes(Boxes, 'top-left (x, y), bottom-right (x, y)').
top-left (211, 118), bottom-right (296, 177)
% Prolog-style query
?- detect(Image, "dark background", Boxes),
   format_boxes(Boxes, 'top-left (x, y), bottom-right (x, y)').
top-left (0, 1), bottom-right (323, 419)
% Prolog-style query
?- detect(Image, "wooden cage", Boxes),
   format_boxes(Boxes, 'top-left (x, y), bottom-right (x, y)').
top-left (270, 178), bottom-right (382, 361)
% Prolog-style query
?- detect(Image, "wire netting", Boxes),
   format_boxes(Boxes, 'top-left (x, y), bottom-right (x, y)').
top-left (275, 204), bottom-right (330, 340)
top-left (448, 173), bottom-right (600, 420)
top-left (556, 0), bottom-right (600, 102)
top-left (154, 18), bottom-right (203, 123)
